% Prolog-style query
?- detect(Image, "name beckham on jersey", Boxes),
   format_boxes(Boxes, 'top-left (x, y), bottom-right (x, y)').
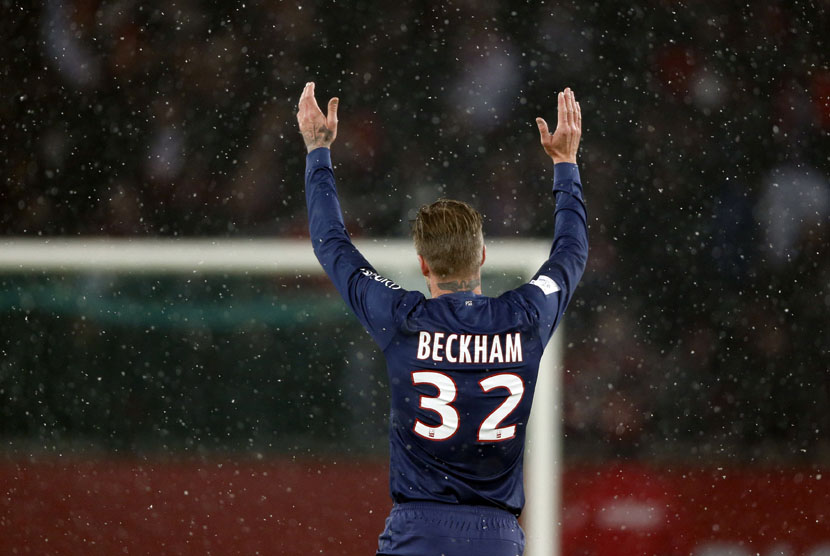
top-left (416, 331), bottom-right (523, 364)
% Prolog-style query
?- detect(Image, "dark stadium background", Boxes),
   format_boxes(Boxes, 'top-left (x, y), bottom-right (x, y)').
top-left (2, 1), bottom-right (828, 554)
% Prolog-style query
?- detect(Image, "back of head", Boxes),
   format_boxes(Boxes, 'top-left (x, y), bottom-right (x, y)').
top-left (412, 199), bottom-right (484, 280)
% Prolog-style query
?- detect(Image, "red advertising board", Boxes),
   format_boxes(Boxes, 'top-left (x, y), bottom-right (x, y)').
top-left (1, 458), bottom-right (828, 555)
top-left (562, 464), bottom-right (830, 556)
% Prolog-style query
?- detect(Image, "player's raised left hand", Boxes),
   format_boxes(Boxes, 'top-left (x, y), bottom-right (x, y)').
top-left (536, 87), bottom-right (581, 164)
top-left (297, 82), bottom-right (339, 153)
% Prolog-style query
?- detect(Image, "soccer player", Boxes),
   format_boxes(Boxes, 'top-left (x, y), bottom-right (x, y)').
top-left (298, 82), bottom-right (586, 556)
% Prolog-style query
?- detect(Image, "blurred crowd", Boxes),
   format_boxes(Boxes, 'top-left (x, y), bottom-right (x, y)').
top-left (2, 0), bottom-right (828, 462)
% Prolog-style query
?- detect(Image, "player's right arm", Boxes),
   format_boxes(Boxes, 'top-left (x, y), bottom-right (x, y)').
top-left (298, 82), bottom-right (410, 349)
top-left (513, 89), bottom-right (588, 344)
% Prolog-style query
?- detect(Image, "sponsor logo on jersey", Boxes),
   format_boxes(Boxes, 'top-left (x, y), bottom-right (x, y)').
top-left (529, 274), bottom-right (560, 295)
top-left (359, 268), bottom-right (401, 290)
top-left (416, 331), bottom-right (523, 364)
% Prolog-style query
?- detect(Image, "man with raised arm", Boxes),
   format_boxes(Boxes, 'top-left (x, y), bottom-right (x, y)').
top-left (298, 81), bottom-right (587, 556)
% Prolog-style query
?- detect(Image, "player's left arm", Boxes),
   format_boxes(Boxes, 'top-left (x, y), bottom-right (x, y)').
top-left (298, 82), bottom-right (408, 349)
top-left (511, 89), bottom-right (588, 344)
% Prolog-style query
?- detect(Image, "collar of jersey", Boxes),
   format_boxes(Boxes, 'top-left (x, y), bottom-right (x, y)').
top-left (437, 291), bottom-right (480, 298)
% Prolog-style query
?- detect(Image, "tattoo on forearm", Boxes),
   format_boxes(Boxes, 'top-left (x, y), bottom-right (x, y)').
top-left (436, 278), bottom-right (480, 292)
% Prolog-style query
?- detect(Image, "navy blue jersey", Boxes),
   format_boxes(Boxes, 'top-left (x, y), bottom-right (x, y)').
top-left (305, 147), bottom-right (588, 516)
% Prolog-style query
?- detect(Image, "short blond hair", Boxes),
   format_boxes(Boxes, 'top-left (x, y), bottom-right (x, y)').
top-left (412, 199), bottom-right (484, 279)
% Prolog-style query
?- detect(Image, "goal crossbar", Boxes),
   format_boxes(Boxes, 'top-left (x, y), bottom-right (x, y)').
top-left (0, 238), bottom-right (551, 274)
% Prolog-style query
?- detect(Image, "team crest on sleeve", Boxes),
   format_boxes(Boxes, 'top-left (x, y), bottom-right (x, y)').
top-left (359, 268), bottom-right (402, 290)
top-left (529, 275), bottom-right (561, 295)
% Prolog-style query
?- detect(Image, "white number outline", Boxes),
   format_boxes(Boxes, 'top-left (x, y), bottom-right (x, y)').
top-left (410, 371), bottom-right (525, 443)
top-left (478, 373), bottom-right (524, 442)
top-left (412, 371), bottom-right (460, 441)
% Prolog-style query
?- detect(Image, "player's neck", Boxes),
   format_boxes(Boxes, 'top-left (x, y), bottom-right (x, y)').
top-left (428, 275), bottom-right (483, 298)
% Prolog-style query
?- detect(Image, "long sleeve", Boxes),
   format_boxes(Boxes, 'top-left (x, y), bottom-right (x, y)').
top-left (508, 162), bottom-right (589, 345)
top-left (305, 147), bottom-right (411, 349)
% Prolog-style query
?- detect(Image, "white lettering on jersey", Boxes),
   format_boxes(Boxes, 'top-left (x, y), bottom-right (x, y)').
top-left (358, 268), bottom-right (402, 290)
top-left (416, 331), bottom-right (431, 360)
top-left (458, 335), bottom-right (472, 363)
top-left (529, 274), bottom-right (561, 295)
top-left (412, 371), bottom-right (459, 441)
top-left (473, 335), bottom-right (487, 364)
top-left (445, 334), bottom-right (458, 363)
top-left (505, 332), bottom-right (523, 363)
top-left (414, 371), bottom-right (525, 444)
top-left (415, 332), bottom-right (523, 364)
top-left (432, 332), bottom-right (445, 361)
top-left (478, 373), bottom-right (524, 442)
top-left (489, 335), bottom-right (503, 363)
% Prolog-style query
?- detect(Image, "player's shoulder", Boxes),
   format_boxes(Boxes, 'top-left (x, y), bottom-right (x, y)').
top-left (497, 282), bottom-right (556, 325)
top-left (353, 265), bottom-right (425, 310)
top-left (390, 288), bottom-right (428, 319)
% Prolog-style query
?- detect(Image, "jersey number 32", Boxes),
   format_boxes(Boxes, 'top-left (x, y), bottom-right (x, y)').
top-left (411, 371), bottom-right (524, 442)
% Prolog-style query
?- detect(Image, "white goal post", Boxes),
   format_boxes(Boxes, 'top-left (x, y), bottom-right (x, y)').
top-left (0, 237), bottom-right (564, 556)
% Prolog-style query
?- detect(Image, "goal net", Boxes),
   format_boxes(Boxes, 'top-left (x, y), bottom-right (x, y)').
top-left (0, 237), bottom-right (563, 556)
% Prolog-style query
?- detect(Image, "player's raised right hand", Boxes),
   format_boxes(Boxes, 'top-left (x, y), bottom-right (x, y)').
top-left (297, 81), bottom-right (339, 153)
top-left (536, 88), bottom-right (581, 164)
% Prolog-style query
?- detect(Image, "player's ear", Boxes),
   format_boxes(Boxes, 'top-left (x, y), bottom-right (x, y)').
top-left (418, 255), bottom-right (430, 277)
top-left (480, 244), bottom-right (486, 267)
